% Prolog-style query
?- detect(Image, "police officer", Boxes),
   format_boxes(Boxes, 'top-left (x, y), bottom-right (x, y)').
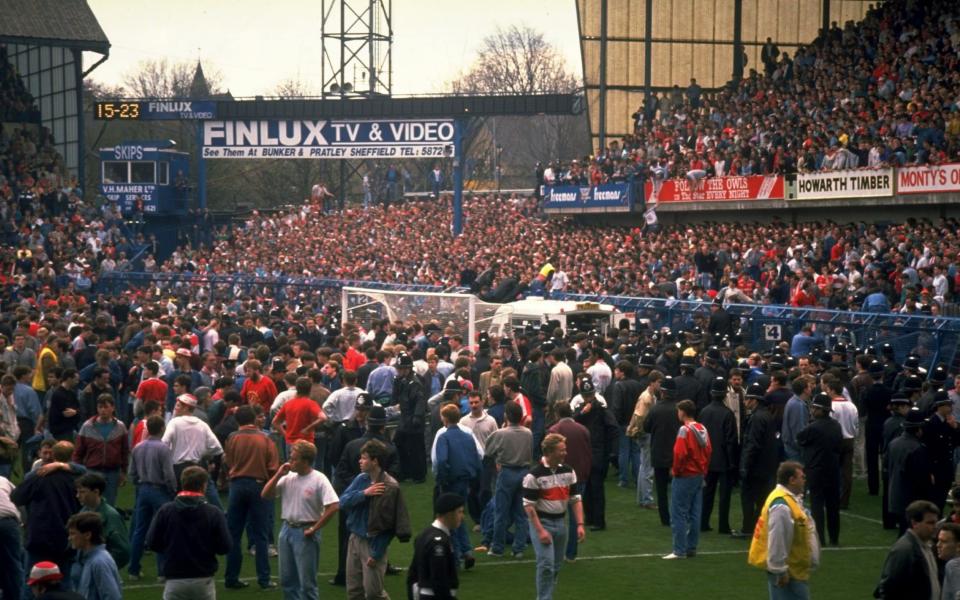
top-left (393, 353), bottom-right (428, 483)
top-left (880, 393), bottom-right (912, 529)
top-left (862, 360), bottom-right (892, 496)
top-left (694, 349), bottom-right (723, 410)
top-left (797, 393), bottom-right (842, 546)
top-left (675, 355), bottom-right (703, 406)
top-left (736, 382), bottom-right (780, 538)
top-left (922, 390), bottom-right (960, 511)
top-left (886, 408), bottom-right (933, 534)
top-left (643, 376), bottom-right (681, 528)
top-left (407, 493), bottom-right (463, 600)
top-left (699, 377), bottom-right (738, 534)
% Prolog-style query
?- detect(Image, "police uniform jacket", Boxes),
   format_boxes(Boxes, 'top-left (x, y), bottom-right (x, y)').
top-left (394, 374), bottom-right (427, 433)
top-left (881, 414), bottom-right (905, 455)
top-left (739, 404), bottom-right (780, 483)
top-left (407, 524), bottom-right (458, 600)
top-left (699, 398), bottom-right (738, 472)
top-left (642, 398), bottom-right (680, 469)
top-left (796, 415), bottom-right (842, 487)
top-left (922, 414), bottom-right (960, 479)
top-left (864, 383), bottom-right (892, 427)
top-left (884, 432), bottom-right (933, 517)
top-left (675, 374), bottom-right (702, 405)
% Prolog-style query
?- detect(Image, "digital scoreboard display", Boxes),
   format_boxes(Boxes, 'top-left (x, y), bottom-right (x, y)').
top-left (93, 101), bottom-right (216, 121)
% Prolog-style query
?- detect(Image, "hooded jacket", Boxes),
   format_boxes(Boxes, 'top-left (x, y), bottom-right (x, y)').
top-left (672, 421), bottom-right (712, 477)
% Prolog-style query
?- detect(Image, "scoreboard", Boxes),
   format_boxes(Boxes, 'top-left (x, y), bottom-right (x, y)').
top-left (94, 100), bottom-right (216, 121)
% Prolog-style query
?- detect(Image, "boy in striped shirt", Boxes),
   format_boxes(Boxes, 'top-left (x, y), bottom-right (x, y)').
top-left (522, 433), bottom-right (585, 600)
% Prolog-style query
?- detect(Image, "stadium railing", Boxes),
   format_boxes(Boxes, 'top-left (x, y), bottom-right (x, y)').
top-left (99, 272), bottom-right (960, 371)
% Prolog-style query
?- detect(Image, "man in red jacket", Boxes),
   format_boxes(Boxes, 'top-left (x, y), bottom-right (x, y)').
top-left (72, 395), bottom-right (130, 506)
top-left (663, 399), bottom-right (711, 560)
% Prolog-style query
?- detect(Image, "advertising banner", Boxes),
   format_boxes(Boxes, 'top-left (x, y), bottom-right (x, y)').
top-left (645, 175), bottom-right (783, 203)
top-left (101, 183), bottom-right (158, 213)
top-left (795, 168), bottom-right (894, 199)
top-left (897, 163), bottom-right (960, 194)
top-left (201, 119), bottom-right (455, 159)
top-left (542, 183), bottom-right (633, 212)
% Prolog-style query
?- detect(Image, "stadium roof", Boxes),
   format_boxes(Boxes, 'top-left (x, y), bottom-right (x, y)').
top-left (0, 0), bottom-right (110, 54)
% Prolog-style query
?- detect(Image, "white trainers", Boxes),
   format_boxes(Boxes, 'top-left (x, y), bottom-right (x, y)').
top-left (661, 553), bottom-right (686, 560)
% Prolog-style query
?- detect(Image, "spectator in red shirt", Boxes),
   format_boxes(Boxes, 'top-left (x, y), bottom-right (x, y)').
top-left (240, 359), bottom-right (278, 415)
top-left (131, 400), bottom-right (163, 448)
top-left (135, 362), bottom-right (167, 416)
top-left (341, 334), bottom-right (365, 373)
top-left (272, 377), bottom-right (326, 449)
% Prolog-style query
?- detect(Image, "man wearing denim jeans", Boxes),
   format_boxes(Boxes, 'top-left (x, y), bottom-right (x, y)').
top-left (522, 433), bottom-right (585, 600)
top-left (262, 440), bottom-right (339, 600)
top-left (433, 403), bottom-right (482, 569)
top-left (223, 405), bottom-right (280, 590)
top-left (609, 361), bottom-right (644, 489)
top-left (127, 415), bottom-right (176, 580)
top-left (629, 371), bottom-right (662, 509)
top-left (547, 401), bottom-right (590, 562)
top-left (483, 401), bottom-right (532, 558)
top-left (663, 399), bottom-right (712, 560)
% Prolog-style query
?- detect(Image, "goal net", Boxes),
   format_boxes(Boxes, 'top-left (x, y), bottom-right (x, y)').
top-left (341, 286), bottom-right (508, 348)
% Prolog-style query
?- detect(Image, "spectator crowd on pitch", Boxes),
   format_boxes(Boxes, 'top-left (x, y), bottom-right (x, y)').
top-left (2, 0), bottom-right (960, 599)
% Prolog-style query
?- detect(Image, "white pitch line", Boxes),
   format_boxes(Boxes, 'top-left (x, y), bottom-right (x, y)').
top-left (124, 546), bottom-right (888, 589)
top-left (841, 510), bottom-right (885, 525)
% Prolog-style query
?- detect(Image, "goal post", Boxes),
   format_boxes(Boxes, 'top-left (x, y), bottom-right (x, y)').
top-left (341, 286), bottom-right (509, 348)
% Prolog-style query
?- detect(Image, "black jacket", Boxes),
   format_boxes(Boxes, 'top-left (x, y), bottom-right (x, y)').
top-left (394, 374), bottom-right (427, 433)
top-left (882, 414), bottom-right (905, 454)
top-left (739, 405), bottom-right (780, 482)
top-left (864, 383), bottom-right (893, 426)
top-left (146, 495), bottom-right (231, 579)
top-left (10, 470), bottom-right (80, 561)
top-left (334, 431), bottom-right (400, 492)
top-left (573, 399), bottom-right (620, 459)
top-left (922, 414), bottom-right (960, 478)
top-left (796, 416), bottom-right (842, 486)
top-left (407, 525), bottom-right (459, 600)
top-left (885, 432), bottom-right (933, 516)
top-left (699, 399), bottom-right (738, 472)
top-left (643, 399), bottom-right (680, 469)
top-left (609, 378), bottom-right (644, 426)
top-left (521, 361), bottom-right (549, 408)
top-left (675, 374), bottom-right (702, 405)
top-left (874, 531), bottom-right (934, 599)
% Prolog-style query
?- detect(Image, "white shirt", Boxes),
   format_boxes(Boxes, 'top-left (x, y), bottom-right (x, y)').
top-left (0, 476), bottom-right (20, 522)
top-left (276, 469), bottom-right (339, 522)
top-left (322, 386), bottom-right (362, 423)
top-left (830, 398), bottom-right (859, 439)
top-left (587, 361), bottom-right (613, 394)
top-left (271, 389), bottom-right (298, 414)
top-left (460, 411), bottom-right (498, 450)
top-left (162, 415), bottom-right (223, 464)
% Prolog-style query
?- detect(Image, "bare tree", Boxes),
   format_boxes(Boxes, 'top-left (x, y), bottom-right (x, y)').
top-left (121, 58), bottom-right (224, 98)
top-left (273, 77), bottom-right (317, 98)
top-left (450, 25), bottom-right (579, 95)
top-left (449, 25), bottom-right (588, 189)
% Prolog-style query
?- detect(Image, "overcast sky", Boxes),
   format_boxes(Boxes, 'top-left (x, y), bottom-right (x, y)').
top-left (83, 0), bottom-right (582, 97)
